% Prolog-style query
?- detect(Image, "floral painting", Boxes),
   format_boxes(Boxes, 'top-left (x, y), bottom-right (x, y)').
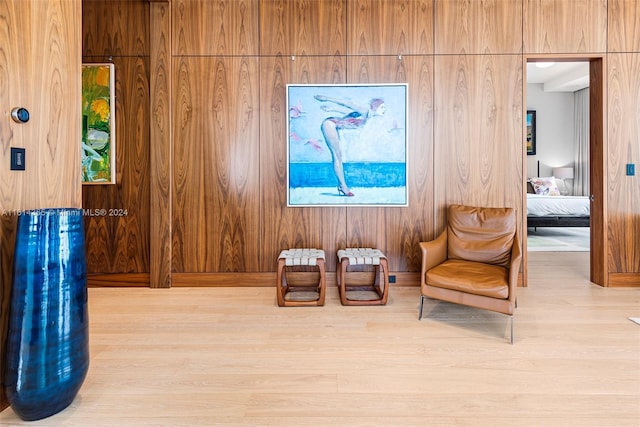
top-left (82, 63), bottom-right (115, 184)
top-left (287, 84), bottom-right (408, 207)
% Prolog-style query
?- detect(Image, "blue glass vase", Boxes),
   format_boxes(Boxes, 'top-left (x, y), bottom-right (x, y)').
top-left (5, 208), bottom-right (89, 421)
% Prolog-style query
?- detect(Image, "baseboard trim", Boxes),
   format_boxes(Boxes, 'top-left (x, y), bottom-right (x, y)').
top-left (172, 272), bottom-right (280, 287)
top-left (86, 272), bottom-right (421, 287)
top-left (608, 273), bottom-right (640, 287)
top-left (87, 273), bottom-right (150, 287)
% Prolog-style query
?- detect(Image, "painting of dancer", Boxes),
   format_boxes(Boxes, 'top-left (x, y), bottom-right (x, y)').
top-left (287, 83), bottom-right (408, 207)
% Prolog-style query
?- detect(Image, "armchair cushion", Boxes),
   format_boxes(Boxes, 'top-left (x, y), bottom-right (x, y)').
top-left (426, 259), bottom-right (509, 299)
top-left (447, 204), bottom-right (516, 268)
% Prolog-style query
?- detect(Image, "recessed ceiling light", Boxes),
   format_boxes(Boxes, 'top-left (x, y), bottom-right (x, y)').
top-left (535, 62), bottom-right (555, 69)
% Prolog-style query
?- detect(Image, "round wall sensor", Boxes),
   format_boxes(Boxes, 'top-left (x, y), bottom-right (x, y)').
top-left (11, 107), bottom-right (30, 123)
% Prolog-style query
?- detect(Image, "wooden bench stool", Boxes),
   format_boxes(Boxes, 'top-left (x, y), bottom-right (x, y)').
top-left (276, 248), bottom-right (326, 307)
top-left (337, 248), bottom-right (389, 306)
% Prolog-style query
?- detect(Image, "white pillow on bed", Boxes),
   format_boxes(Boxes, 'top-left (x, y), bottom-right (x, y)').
top-left (529, 176), bottom-right (561, 196)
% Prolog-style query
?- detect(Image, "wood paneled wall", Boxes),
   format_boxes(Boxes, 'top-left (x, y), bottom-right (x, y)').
top-left (606, 1), bottom-right (640, 285)
top-left (0, 0), bottom-right (82, 412)
top-left (79, 0), bottom-right (639, 288)
top-left (607, 52), bottom-right (640, 281)
top-left (0, 0), bottom-right (82, 210)
top-left (172, 56), bottom-right (261, 272)
top-left (149, 1), bottom-right (172, 288)
top-left (523, 0), bottom-right (607, 53)
top-left (348, 0), bottom-right (433, 55)
top-left (82, 1), bottom-right (151, 276)
top-left (608, 0), bottom-right (640, 53)
top-left (435, 0), bottom-right (522, 54)
top-left (170, 0), bottom-right (438, 278)
top-left (434, 54), bottom-right (523, 220)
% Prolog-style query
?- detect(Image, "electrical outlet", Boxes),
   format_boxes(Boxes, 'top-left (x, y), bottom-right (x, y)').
top-left (627, 164), bottom-right (635, 176)
top-left (10, 147), bottom-right (25, 171)
top-left (389, 275), bottom-right (396, 283)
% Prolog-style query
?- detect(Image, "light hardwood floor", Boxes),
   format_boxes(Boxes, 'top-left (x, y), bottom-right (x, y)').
top-left (1, 252), bottom-right (639, 426)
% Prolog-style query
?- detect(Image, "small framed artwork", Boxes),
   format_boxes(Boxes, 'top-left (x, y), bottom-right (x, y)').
top-left (82, 63), bottom-right (116, 184)
top-left (526, 110), bottom-right (536, 156)
top-left (286, 83), bottom-right (408, 207)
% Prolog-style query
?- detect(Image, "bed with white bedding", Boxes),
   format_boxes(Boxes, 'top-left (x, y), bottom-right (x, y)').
top-left (527, 194), bottom-right (590, 227)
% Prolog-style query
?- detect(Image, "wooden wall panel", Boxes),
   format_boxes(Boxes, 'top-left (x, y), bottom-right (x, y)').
top-left (150, 1), bottom-right (172, 288)
top-left (82, 0), bottom-right (151, 276)
top-left (259, 0), bottom-right (289, 55)
top-left (348, 0), bottom-right (433, 56)
top-left (172, 56), bottom-right (260, 273)
top-left (402, 55), bottom-right (436, 270)
top-left (260, 0), bottom-right (345, 56)
top-left (172, 0), bottom-right (259, 56)
top-left (608, 0), bottom-right (640, 53)
top-left (0, 0), bottom-right (82, 210)
top-left (82, 56), bottom-right (151, 273)
top-left (290, 0), bottom-right (345, 56)
top-left (344, 55), bottom-right (435, 271)
top-left (606, 53), bottom-right (640, 274)
top-left (0, 0), bottom-right (82, 411)
top-left (82, 0), bottom-right (149, 57)
top-left (434, 55), bottom-right (523, 224)
top-left (258, 55), bottom-right (347, 273)
top-left (435, 0), bottom-right (522, 55)
top-left (523, 0), bottom-right (607, 53)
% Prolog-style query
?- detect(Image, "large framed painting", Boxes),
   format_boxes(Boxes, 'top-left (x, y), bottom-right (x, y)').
top-left (286, 83), bottom-right (408, 207)
top-left (82, 63), bottom-right (116, 184)
top-left (526, 110), bottom-right (536, 156)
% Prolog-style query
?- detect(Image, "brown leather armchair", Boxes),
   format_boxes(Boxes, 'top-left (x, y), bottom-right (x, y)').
top-left (418, 204), bottom-right (521, 343)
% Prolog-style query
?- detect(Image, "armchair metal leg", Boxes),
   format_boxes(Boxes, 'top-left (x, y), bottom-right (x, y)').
top-left (418, 295), bottom-right (425, 320)
top-left (510, 315), bottom-right (514, 345)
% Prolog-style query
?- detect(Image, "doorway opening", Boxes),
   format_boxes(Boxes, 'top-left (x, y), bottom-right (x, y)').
top-left (524, 57), bottom-right (606, 287)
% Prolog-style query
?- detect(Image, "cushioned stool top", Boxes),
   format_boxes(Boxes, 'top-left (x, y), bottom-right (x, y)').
top-left (278, 248), bottom-right (325, 266)
top-left (338, 248), bottom-right (386, 265)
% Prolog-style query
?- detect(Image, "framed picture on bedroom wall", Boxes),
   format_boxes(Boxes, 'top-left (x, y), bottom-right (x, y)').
top-left (526, 110), bottom-right (536, 156)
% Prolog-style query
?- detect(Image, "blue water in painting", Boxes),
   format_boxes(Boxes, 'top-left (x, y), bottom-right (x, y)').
top-left (289, 162), bottom-right (406, 188)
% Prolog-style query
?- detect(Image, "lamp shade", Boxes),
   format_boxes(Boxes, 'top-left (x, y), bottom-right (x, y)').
top-left (553, 167), bottom-right (574, 179)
